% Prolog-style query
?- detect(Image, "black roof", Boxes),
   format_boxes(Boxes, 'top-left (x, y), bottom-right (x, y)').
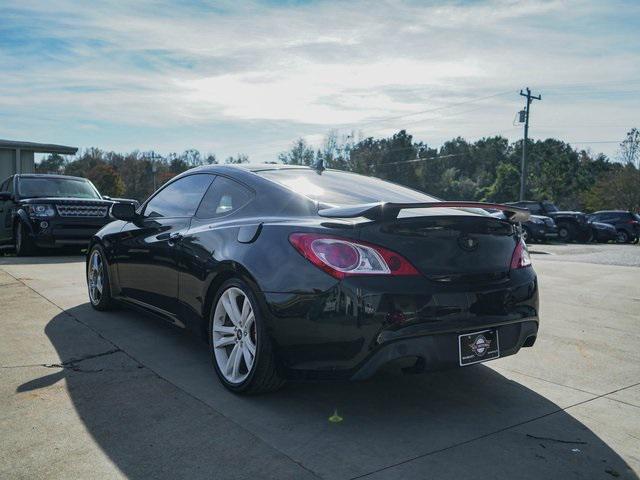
top-left (0, 139), bottom-right (77, 155)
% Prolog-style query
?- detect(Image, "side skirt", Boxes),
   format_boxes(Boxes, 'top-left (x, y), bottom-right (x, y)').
top-left (115, 296), bottom-right (186, 328)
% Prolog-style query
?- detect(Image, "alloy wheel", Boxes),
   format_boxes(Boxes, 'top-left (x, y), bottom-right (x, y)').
top-left (88, 250), bottom-right (104, 305)
top-left (558, 227), bottom-right (569, 240)
top-left (617, 231), bottom-right (629, 243)
top-left (212, 287), bottom-right (257, 384)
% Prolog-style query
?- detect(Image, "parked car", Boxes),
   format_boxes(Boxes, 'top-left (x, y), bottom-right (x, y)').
top-left (487, 210), bottom-right (557, 243)
top-left (588, 219), bottom-right (618, 243)
top-left (519, 215), bottom-right (558, 243)
top-left (588, 210), bottom-right (640, 244)
top-left (87, 164), bottom-right (539, 394)
top-left (0, 174), bottom-right (137, 256)
top-left (506, 201), bottom-right (591, 242)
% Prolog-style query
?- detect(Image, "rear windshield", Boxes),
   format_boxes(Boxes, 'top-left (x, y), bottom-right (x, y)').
top-left (256, 169), bottom-right (438, 206)
top-left (18, 177), bottom-right (101, 199)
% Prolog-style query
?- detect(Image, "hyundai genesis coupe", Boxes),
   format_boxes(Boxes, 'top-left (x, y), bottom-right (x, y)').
top-left (86, 164), bottom-right (538, 394)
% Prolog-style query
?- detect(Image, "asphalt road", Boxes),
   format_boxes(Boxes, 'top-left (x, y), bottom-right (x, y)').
top-left (1, 248), bottom-right (639, 479)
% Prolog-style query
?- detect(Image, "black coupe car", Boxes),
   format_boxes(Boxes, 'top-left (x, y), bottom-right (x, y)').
top-left (86, 165), bottom-right (539, 394)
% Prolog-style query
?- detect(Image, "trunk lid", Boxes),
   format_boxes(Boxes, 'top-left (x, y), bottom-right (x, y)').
top-left (358, 212), bottom-right (517, 281)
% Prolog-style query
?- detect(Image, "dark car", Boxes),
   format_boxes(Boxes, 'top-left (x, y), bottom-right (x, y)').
top-left (520, 215), bottom-right (558, 243)
top-left (589, 210), bottom-right (640, 244)
top-left (507, 201), bottom-right (591, 242)
top-left (587, 219), bottom-right (618, 243)
top-left (486, 210), bottom-right (557, 243)
top-left (0, 174), bottom-right (135, 256)
top-left (86, 165), bottom-right (539, 394)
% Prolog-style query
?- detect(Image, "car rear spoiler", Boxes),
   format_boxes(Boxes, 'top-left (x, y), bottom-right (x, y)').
top-left (318, 201), bottom-right (530, 223)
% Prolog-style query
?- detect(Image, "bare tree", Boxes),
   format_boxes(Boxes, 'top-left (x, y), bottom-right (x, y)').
top-left (619, 128), bottom-right (640, 168)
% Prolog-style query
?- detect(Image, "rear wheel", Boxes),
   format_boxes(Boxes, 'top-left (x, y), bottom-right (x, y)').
top-left (14, 222), bottom-right (36, 256)
top-left (616, 229), bottom-right (630, 244)
top-left (210, 278), bottom-right (284, 394)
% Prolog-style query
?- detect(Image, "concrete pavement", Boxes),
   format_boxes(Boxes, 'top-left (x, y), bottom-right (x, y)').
top-left (0, 252), bottom-right (639, 479)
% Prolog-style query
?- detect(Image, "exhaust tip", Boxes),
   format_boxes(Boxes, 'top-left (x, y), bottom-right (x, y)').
top-left (522, 335), bottom-right (537, 348)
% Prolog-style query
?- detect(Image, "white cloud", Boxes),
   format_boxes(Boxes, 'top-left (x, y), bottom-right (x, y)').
top-left (1, 0), bottom-right (639, 160)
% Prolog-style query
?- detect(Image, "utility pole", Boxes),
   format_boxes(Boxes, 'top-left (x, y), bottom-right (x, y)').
top-left (519, 87), bottom-right (541, 201)
top-left (146, 151), bottom-right (161, 192)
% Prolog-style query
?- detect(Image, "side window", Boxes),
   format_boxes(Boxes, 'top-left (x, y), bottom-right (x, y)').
top-left (145, 174), bottom-right (214, 218)
top-left (527, 204), bottom-right (542, 215)
top-left (196, 176), bottom-right (253, 219)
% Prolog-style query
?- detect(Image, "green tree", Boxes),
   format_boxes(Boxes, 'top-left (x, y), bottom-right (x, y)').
top-left (483, 163), bottom-right (521, 202)
top-left (87, 163), bottom-right (125, 197)
top-left (278, 138), bottom-right (314, 166)
top-left (36, 153), bottom-right (66, 174)
top-left (585, 164), bottom-right (640, 212)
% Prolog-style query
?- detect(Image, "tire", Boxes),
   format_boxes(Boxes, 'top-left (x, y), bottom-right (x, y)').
top-left (87, 245), bottom-right (115, 311)
top-left (557, 223), bottom-right (576, 243)
top-left (14, 221), bottom-right (36, 256)
top-left (616, 229), bottom-right (630, 244)
top-left (209, 278), bottom-right (285, 394)
top-left (578, 228), bottom-right (594, 243)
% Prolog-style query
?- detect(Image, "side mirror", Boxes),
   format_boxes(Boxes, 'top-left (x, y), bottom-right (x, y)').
top-left (111, 202), bottom-right (138, 221)
top-left (0, 191), bottom-right (12, 202)
top-left (102, 195), bottom-right (112, 200)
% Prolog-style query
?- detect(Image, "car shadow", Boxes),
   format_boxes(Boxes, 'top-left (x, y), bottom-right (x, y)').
top-left (18, 306), bottom-right (638, 480)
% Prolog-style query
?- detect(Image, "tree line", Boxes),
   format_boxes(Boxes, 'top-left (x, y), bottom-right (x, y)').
top-left (36, 129), bottom-right (640, 211)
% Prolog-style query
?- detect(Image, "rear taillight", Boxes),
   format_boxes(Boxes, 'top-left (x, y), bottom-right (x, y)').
top-left (289, 233), bottom-right (419, 279)
top-left (510, 239), bottom-right (532, 270)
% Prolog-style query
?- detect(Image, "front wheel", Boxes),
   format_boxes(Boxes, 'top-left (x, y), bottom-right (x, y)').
top-left (14, 222), bottom-right (37, 256)
top-left (210, 279), bottom-right (284, 394)
top-left (87, 245), bottom-right (115, 311)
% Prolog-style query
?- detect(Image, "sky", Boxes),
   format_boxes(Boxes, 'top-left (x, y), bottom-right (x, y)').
top-left (1, 0), bottom-right (639, 162)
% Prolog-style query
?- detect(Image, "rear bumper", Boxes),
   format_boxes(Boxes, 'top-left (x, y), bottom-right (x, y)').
top-left (265, 267), bottom-right (539, 379)
top-left (351, 319), bottom-right (538, 380)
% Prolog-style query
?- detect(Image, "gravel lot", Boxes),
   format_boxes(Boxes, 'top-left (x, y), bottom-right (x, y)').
top-left (530, 242), bottom-right (640, 267)
top-left (1, 248), bottom-right (639, 479)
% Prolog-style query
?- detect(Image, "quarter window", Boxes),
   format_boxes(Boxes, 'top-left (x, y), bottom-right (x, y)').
top-left (196, 176), bottom-right (253, 219)
top-left (145, 174), bottom-right (214, 218)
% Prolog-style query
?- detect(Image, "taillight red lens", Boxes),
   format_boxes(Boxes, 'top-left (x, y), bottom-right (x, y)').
top-left (289, 233), bottom-right (419, 279)
top-left (312, 239), bottom-right (360, 270)
top-left (510, 239), bottom-right (532, 270)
